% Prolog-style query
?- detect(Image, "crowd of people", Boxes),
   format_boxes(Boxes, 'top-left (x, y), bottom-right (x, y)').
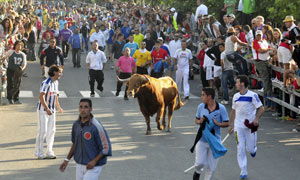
top-left (0, 0), bottom-right (299, 179)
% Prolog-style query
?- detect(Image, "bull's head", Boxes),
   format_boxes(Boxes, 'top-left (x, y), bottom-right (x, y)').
top-left (126, 74), bottom-right (150, 98)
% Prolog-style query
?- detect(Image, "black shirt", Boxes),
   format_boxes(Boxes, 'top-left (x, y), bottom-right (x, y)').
top-left (144, 39), bottom-right (155, 51)
top-left (40, 46), bottom-right (64, 67)
top-left (206, 45), bottom-right (221, 66)
top-left (112, 41), bottom-right (125, 59)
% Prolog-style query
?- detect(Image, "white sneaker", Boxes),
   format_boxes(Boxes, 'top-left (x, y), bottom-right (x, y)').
top-left (221, 100), bottom-right (229, 105)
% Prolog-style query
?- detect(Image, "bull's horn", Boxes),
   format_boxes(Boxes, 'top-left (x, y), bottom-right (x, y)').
top-left (117, 75), bottom-right (130, 82)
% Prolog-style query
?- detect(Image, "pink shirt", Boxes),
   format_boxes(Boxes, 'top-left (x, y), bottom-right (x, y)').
top-left (116, 56), bottom-right (136, 73)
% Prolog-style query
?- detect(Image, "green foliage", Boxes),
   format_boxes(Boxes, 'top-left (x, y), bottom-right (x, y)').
top-left (117, 0), bottom-right (300, 25)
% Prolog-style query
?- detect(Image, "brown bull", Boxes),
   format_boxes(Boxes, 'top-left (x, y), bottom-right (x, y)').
top-left (118, 74), bottom-right (184, 135)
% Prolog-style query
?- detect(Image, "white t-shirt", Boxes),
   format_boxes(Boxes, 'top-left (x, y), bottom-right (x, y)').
top-left (174, 49), bottom-right (193, 69)
top-left (232, 90), bottom-right (263, 129)
top-left (86, 50), bottom-right (107, 70)
top-left (195, 4), bottom-right (208, 22)
top-left (220, 51), bottom-right (233, 71)
top-left (169, 40), bottom-right (182, 58)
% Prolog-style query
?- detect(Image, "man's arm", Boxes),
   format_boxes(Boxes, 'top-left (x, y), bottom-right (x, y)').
top-left (55, 95), bottom-right (63, 113)
top-left (59, 144), bottom-right (75, 172)
top-left (253, 105), bottom-right (264, 126)
top-left (39, 92), bottom-right (52, 115)
top-left (228, 109), bottom-right (235, 134)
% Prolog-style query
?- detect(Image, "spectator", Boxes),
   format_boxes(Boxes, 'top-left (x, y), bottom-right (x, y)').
top-left (224, 0), bottom-right (236, 15)
top-left (197, 41), bottom-right (209, 87)
top-left (241, 0), bottom-right (255, 25)
top-left (0, 40), bottom-right (27, 104)
top-left (195, 0), bottom-right (208, 23)
top-left (68, 27), bottom-right (84, 68)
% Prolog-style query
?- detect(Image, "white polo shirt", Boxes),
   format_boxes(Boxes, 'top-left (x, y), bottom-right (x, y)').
top-left (232, 90), bottom-right (263, 129)
top-left (174, 48), bottom-right (193, 69)
top-left (86, 50), bottom-right (107, 70)
top-left (89, 31), bottom-right (106, 48)
top-left (252, 39), bottom-right (270, 61)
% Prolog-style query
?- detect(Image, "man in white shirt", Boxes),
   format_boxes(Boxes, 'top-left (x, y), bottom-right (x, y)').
top-left (86, 41), bottom-right (107, 97)
top-left (168, 33), bottom-right (181, 77)
top-left (89, 26), bottom-right (106, 51)
top-left (228, 75), bottom-right (264, 179)
top-left (195, 0), bottom-right (208, 23)
top-left (174, 40), bottom-right (193, 100)
top-left (252, 30), bottom-right (272, 97)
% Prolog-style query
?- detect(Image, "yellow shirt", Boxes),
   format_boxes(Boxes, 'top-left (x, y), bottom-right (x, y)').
top-left (89, 28), bottom-right (96, 37)
top-left (133, 49), bottom-right (152, 67)
top-left (134, 34), bottom-right (144, 48)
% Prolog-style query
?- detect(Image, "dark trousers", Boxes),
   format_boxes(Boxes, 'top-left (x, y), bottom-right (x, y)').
top-left (27, 43), bottom-right (37, 61)
top-left (221, 70), bottom-right (235, 101)
top-left (226, 52), bottom-right (249, 75)
top-left (37, 29), bottom-right (41, 40)
top-left (72, 48), bottom-right (81, 66)
top-left (255, 60), bottom-right (272, 96)
top-left (241, 12), bottom-right (253, 26)
top-left (62, 40), bottom-right (69, 58)
top-left (83, 37), bottom-right (89, 51)
top-left (200, 67), bottom-right (209, 88)
top-left (117, 72), bottom-right (131, 97)
top-left (89, 69), bottom-right (104, 93)
top-left (137, 66), bottom-right (148, 75)
top-left (7, 68), bottom-right (23, 100)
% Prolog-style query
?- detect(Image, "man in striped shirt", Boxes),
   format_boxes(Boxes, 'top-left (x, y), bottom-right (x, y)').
top-left (35, 65), bottom-right (63, 159)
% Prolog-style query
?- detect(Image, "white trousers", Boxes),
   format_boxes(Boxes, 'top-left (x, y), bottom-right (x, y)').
top-left (35, 110), bottom-right (56, 157)
top-left (44, 66), bottom-right (49, 78)
top-left (235, 127), bottom-right (257, 176)
top-left (175, 68), bottom-right (190, 97)
top-left (194, 141), bottom-right (218, 180)
top-left (76, 164), bottom-right (102, 180)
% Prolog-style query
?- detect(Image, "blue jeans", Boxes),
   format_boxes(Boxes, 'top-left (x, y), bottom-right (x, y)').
top-left (83, 37), bottom-right (89, 51)
top-left (226, 52), bottom-right (248, 75)
top-left (221, 70), bottom-right (235, 101)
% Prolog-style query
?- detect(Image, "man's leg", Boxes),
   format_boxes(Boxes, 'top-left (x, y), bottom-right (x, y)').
top-left (205, 145), bottom-right (219, 180)
top-left (245, 129), bottom-right (257, 155)
top-left (83, 165), bottom-right (102, 180)
top-left (183, 68), bottom-right (190, 98)
top-left (221, 71), bottom-right (229, 101)
top-left (89, 69), bottom-right (96, 94)
top-left (77, 49), bottom-right (81, 67)
top-left (76, 164), bottom-right (85, 180)
top-left (62, 41), bottom-right (67, 58)
top-left (236, 128), bottom-right (248, 176)
top-left (65, 43), bottom-right (70, 58)
top-left (35, 110), bottom-right (48, 158)
top-left (6, 69), bottom-right (14, 101)
top-left (194, 141), bottom-right (209, 180)
top-left (12, 69), bottom-right (23, 102)
top-left (175, 69), bottom-right (183, 93)
top-left (46, 112), bottom-right (56, 156)
top-left (95, 70), bottom-right (104, 92)
top-left (72, 49), bottom-right (76, 67)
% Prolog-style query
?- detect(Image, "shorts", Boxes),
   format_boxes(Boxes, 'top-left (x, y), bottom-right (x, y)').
top-left (213, 65), bottom-right (222, 78)
top-left (277, 46), bottom-right (292, 64)
top-left (206, 66), bottom-right (214, 80)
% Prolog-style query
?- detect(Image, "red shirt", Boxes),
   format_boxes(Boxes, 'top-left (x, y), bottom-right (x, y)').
top-left (151, 48), bottom-right (168, 64)
top-left (197, 49), bottom-right (205, 68)
top-left (42, 30), bottom-right (54, 40)
top-left (238, 32), bottom-right (247, 43)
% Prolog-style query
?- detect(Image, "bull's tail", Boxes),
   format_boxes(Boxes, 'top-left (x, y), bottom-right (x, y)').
top-left (174, 91), bottom-right (185, 110)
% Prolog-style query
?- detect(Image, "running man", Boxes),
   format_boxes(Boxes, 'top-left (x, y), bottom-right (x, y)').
top-left (228, 75), bottom-right (264, 179)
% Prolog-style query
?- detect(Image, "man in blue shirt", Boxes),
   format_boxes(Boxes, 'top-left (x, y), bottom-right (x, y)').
top-left (122, 34), bottom-right (139, 57)
top-left (59, 98), bottom-right (112, 180)
top-left (193, 87), bottom-right (229, 180)
top-left (121, 21), bottom-right (131, 40)
top-left (69, 27), bottom-right (84, 68)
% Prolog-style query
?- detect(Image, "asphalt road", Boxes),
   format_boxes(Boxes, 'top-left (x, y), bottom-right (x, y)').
top-left (0, 52), bottom-right (300, 180)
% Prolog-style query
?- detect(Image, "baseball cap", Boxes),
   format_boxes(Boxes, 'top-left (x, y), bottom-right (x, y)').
top-left (170, 8), bottom-right (176, 12)
top-left (255, 30), bottom-right (263, 36)
top-left (158, 37), bottom-right (163, 41)
top-left (227, 14), bottom-right (235, 19)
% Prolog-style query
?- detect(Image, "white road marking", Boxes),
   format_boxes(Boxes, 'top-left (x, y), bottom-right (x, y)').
top-left (111, 91), bottom-right (125, 97)
top-left (59, 91), bottom-right (67, 98)
top-left (80, 91), bottom-right (100, 98)
top-left (19, 91), bottom-right (34, 98)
